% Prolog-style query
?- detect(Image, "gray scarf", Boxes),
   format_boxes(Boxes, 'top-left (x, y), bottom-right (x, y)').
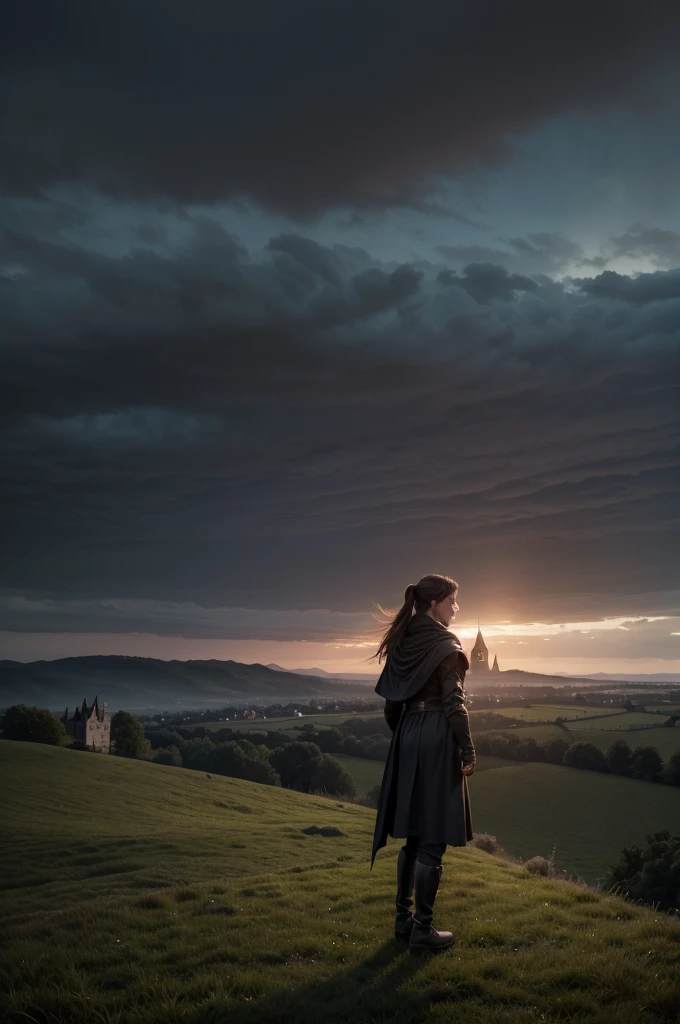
top-left (374, 611), bottom-right (469, 702)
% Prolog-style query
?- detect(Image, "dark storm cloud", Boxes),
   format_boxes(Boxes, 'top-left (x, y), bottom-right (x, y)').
top-left (436, 235), bottom-right (584, 277)
top-left (575, 268), bottom-right (680, 305)
top-left (3, 0), bottom-right (680, 217)
top-left (609, 225), bottom-right (680, 268)
top-left (1, 212), bottom-right (679, 636)
top-left (437, 263), bottom-right (538, 304)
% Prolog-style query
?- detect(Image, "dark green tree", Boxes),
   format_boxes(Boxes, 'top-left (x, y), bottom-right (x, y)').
top-left (111, 710), bottom-right (152, 759)
top-left (206, 741), bottom-right (281, 786)
top-left (341, 735), bottom-right (362, 756)
top-left (630, 744), bottom-right (664, 782)
top-left (517, 736), bottom-right (540, 761)
top-left (488, 734), bottom-right (514, 758)
top-left (562, 742), bottom-right (607, 772)
top-left (365, 783), bottom-right (382, 808)
top-left (180, 736), bottom-right (216, 770)
top-left (315, 727), bottom-right (344, 754)
top-left (665, 750), bottom-right (680, 787)
top-left (605, 739), bottom-right (633, 776)
top-left (603, 831), bottom-right (680, 912)
top-left (542, 738), bottom-right (571, 764)
top-left (269, 740), bottom-right (325, 791)
top-left (0, 704), bottom-right (67, 746)
top-left (363, 737), bottom-right (391, 761)
top-left (153, 745), bottom-right (182, 767)
top-left (146, 729), bottom-right (185, 750)
top-left (313, 754), bottom-right (356, 797)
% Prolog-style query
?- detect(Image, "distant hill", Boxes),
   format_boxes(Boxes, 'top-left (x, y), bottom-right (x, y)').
top-left (3, 653), bottom-right (676, 714)
top-left (266, 662), bottom-right (379, 681)
top-left (556, 671), bottom-right (680, 683)
top-left (0, 655), bottom-right (375, 711)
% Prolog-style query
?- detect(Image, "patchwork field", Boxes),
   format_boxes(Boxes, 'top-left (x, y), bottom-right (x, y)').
top-left (573, 713), bottom-right (671, 729)
top-left (480, 705), bottom-right (625, 722)
top-left (2, 740), bottom-right (680, 1024)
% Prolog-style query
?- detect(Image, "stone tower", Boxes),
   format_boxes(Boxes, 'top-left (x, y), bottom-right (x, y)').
top-left (470, 628), bottom-right (489, 673)
top-left (62, 696), bottom-right (110, 753)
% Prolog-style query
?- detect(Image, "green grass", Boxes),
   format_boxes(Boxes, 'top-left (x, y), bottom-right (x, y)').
top-left (333, 755), bottom-right (522, 798)
top-left (469, 763), bottom-right (680, 882)
top-left (480, 705), bottom-right (622, 722)
top-left (574, 712), bottom-right (671, 729)
top-left (332, 753), bottom-right (679, 883)
top-left (476, 723), bottom-right (566, 742)
top-left (2, 741), bottom-right (680, 1024)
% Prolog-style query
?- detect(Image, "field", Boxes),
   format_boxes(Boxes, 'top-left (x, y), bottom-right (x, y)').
top-left (472, 720), bottom-right (680, 761)
top-left (334, 754), bottom-right (520, 797)
top-left (333, 754), bottom-right (679, 883)
top-left (572, 713), bottom-right (670, 729)
top-left (2, 740), bottom-right (680, 1024)
top-left (480, 705), bottom-right (625, 722)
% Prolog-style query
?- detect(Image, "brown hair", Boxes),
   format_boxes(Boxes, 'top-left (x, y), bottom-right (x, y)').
top-left (371, 573), bottom-right (458, 664)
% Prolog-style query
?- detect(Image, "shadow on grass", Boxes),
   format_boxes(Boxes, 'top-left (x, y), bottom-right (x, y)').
top-left (177, 939), bottom-right (459, 1024)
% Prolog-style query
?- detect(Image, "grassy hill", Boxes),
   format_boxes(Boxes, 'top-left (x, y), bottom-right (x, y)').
top-left (2, 740), bottom-right (680, 1024)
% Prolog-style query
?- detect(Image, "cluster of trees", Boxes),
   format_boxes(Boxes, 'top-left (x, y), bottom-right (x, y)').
top-left (0, 705), bottom-right (67, 745)
top-left (148, 717), bottom-right (394, 761)
top-left (602, 831), bottom-right (680, 913)
top-left (476, 731), bottom-right (680, 785)
top-left (145, 724), bottom-right (356, 796)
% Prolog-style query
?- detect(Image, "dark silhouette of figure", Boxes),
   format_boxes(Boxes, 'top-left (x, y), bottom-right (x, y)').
top-left (370, 574), bottom-right (475, 954)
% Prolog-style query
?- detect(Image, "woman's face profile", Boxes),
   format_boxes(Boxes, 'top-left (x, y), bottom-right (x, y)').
top-left (432, 591), bottom-right (459, 627)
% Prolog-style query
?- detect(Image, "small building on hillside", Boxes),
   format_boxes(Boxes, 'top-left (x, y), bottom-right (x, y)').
top-left (62, 696), bottom-right (110, 752)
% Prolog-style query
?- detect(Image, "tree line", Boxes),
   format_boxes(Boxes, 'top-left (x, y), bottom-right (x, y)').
top-left (3, 704), bottom-right (680, 790)
top-left (475, 731), bottom-right (680, 785)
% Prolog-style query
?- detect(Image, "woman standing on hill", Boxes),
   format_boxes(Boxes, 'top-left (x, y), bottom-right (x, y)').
top-left (370, 574), bottom-right (475, 955)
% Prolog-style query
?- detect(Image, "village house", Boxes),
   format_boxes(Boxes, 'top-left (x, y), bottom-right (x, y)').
top-left (62, 696), bottom-right (111, 753)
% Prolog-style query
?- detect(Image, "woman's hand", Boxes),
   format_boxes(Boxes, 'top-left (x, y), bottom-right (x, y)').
top-left (461, 761), bottom-right (475, 777)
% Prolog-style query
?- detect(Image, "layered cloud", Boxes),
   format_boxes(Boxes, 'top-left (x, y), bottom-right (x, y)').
top-left (3, 0), bottom-right (680, 216)
top-left (2, 1), bottom-right (679, 661)
top-left (1, 213), bottom-right (679, 636)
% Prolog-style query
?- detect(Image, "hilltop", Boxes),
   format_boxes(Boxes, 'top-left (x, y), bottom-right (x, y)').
top-left (2, 740), bottom-right (679, 1024)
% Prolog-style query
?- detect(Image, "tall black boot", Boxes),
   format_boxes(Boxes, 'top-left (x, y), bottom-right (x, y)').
top-left (408, 862), bottom-right (454, 954)
top-left (394, 848), bottom-right (417, 940)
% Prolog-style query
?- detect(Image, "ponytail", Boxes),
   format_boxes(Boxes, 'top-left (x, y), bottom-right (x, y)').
top-left (371, 574), bottom-right (457, 664)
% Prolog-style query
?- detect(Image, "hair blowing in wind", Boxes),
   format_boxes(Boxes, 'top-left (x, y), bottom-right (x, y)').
top-left (372, 574), bottom-right (458, 664)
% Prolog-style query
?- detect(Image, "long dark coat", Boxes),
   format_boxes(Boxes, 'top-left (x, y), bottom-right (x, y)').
top-left (370, 616), bottom-right (474, 870)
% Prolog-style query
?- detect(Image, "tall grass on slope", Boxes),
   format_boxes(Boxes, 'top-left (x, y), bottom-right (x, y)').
top-left (2, 741), bottom-right (680, 1024)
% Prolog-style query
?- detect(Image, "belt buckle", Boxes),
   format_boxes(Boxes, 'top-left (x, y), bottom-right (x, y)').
top-left (418, 700), bottom-right (425, 711)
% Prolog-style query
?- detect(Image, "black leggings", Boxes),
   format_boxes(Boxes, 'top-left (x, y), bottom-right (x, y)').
top-left (402, 835), bottom-right (447, 867)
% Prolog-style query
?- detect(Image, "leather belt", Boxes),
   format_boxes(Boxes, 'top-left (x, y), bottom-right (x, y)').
top-left (404, 699), bottom-right (444, 713)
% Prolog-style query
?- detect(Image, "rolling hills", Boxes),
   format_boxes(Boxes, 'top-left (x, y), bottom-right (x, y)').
top-left (0, 655), bottom-right (373, 711)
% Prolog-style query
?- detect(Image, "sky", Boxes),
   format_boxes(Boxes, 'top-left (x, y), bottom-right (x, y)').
top-left (1, 0), bottom-right (680, 676)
